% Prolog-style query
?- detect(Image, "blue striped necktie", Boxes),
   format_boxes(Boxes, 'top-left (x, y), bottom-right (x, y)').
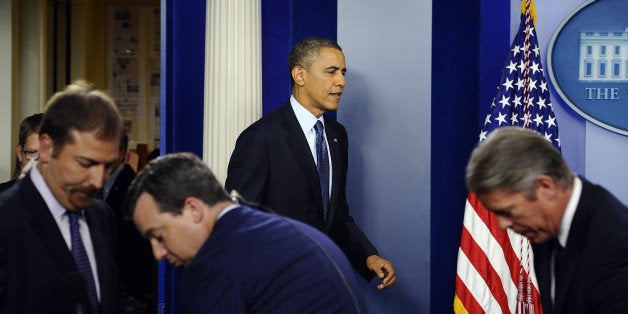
top-left (67, 210), bottom-right (99, 313)
top-left (315, 121), bottom-right (329, 221)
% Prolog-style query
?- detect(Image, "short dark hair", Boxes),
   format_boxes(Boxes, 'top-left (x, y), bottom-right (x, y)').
top-left (126, 152), bottom-right (231, 216)
top-left (14, 113), bottom-right (43, 178)
top-left (288, 36), bottom-right (342, 87)
top-left (39, 80), bottom-right (123, 155)
top-left (18, 113), bottom-right (43, 146)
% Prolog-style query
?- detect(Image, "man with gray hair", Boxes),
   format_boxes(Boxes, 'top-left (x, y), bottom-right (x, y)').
top-left (465, 126), bottom-right (628, 313)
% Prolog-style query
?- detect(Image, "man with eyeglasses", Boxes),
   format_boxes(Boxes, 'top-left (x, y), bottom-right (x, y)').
top-left (0, 113), bottom-right (43, 193)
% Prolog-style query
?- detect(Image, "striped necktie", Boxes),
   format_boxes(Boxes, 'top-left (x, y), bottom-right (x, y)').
top-left (67, 210), bottom-right (99, 313)
top-left (315, 121), bottom-right (329, 221)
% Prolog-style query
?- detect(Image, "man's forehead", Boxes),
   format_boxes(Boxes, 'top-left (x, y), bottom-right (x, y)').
top-left (134, 194), bottom-right (160, 227)
top-left (60, 131), bottom-right (118, 159)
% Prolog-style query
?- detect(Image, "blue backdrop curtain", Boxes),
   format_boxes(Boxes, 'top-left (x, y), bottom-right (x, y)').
top-left (430, 0), bottom-right (510, 312)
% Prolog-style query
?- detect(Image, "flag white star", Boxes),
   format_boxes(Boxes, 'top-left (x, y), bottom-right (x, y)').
top-left (533, 114), bottom-right (544, 127)
top-left (539, 80), bottom-right (548, 93)
top-left (502, 78), bottom-right (514, 91)
top-left (484, 114), bottom-right (492, 125)
top-left (515, 77), bottom-right (525, 90)
top-left (496, 112), bottom-right (508, 125)
top-left (528, 79), bottom-right (537, 91)
top-left (517, 60), bottom-right (527, 72)
top-left (512, 44), bottom-right (521, 57)
top-left (506, 61), bottom-right (517, 74)
top-left (498, 95), bottom-right (510, 108)
top-left (510, 113), bottom-right (519, 125)
top-left (479, 130), bottom-right (488, 142)
top-left (513, 95), bottom-right (522, 108)
top-left (530, 61), bottom-right (540, 74)
top-left (536, 97), bottom-right (547, 110)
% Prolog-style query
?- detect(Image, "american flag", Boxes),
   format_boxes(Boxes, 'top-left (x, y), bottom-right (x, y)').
top-left (454, 0), bottom-right (559, 313)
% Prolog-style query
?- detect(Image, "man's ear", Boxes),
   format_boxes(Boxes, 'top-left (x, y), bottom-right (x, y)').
top-left (183, 197), bottom-right (204, 224)
top-left (38, 134), bottom-right (54, 163)
top-left (16, 144), bottom-right (24, 163)
top-left (291, 66), bottom-right (306, 87)
top-left (535, 174), bottom-right (558, 200)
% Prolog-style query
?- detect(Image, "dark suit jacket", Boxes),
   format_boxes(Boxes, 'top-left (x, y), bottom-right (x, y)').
top-left (225, 102), bottom-right (378, 280)
top-left (104, 164), bottom-right (136, 222)
top-left (0, 173), bottom-right (119, 313)
top-left (533, 176), bottom-right (628, 314)
top-left (104, 164), bottom-right (154, 304)
top-left (179, 206), bottom-right (363, 313)
top-left (0, 180), bottom-right (16, 194)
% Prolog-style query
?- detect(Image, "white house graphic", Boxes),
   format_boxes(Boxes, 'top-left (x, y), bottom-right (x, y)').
top-left (579, 27), bottom-right (628, 82)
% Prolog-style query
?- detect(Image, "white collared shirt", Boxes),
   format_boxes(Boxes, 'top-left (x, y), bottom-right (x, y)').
top-left (551, 175), bottom-right (582, 305)
top-left (557, 176), bottom-right (582, 248)
top-left (31, 165), bottom-right (101, 300)
top-left (290, 95), bottom-right (333, 195)
top-left (217, 203), bottom-right (239, 220)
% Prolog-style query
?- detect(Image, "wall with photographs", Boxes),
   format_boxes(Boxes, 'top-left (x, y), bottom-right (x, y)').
top-left (108, 5), bottom-right (160, 151)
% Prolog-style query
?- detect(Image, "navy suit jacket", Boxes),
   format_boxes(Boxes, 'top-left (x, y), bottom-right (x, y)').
top-left (0, 173), bottom-right (119, 313)
top-left (533, 176), bottom-right (628, 314)
top-left (0, 180), bottom-right (15, 194)
top-left (225, 102), bottom-right (378, 280)
top-left (104, 164), bottom-right (154, 302)
top-left (179, 206), bottom-right (364, 313)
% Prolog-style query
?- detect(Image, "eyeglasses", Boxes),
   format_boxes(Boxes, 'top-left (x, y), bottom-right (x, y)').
top-left (22, 150), bottom-right (40, 161)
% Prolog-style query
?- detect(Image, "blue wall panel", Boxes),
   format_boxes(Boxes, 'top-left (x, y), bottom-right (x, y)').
top-left (261, 0), bottom-right (337, 117)
top-left (430, 0), bottom-right (493, 312)
top-left (161, 0), bottom-right (205, 157)
top-left (160, 0), bottom-right (206, 312)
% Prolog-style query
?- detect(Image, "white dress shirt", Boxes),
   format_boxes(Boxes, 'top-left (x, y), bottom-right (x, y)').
top-left (31, 165), bottom-right (102, 300)
top-left (290, 95), bottom-right (333, 195)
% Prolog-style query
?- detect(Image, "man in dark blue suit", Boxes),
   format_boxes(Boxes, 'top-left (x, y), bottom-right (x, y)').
top-left (102, 132), bottom-right (154, 312)
top-left (225, 36), bottom-right (395, 290)
top-left (127, 152), bottom-right (364, 313)
top-left (0, 80), bottom-right (122, 313)
top-left (465, 127), bottom-right (628, 314)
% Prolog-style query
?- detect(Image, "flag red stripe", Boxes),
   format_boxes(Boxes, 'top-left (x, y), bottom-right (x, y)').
top-left (460, 224), bottom-right (511, 313)
top-left (468, 192), bottom-right (544, 312)
top-left (455, 274), bottom-right (483, 314)
top-left (468, 192), bottom-right (524, 285)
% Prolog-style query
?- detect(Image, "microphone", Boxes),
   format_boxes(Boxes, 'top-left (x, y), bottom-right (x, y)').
top-left (229, 190), bottom-right (242, 203)
top-left (230, 190), bottom-right (276, 214)
top-left (62, 271), bottom-right (89, 314)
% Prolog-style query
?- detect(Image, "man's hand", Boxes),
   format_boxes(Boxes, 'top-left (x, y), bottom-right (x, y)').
top-left (366, 255), bottom-right (396, 291)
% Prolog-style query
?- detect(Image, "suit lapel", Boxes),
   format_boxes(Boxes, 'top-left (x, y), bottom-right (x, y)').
top-left (21, 176), bottom-right (76, 274)
top-left (555, 178), bottom-right (592, 313)
top-left (280, 104), bottom-right (326, 219)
